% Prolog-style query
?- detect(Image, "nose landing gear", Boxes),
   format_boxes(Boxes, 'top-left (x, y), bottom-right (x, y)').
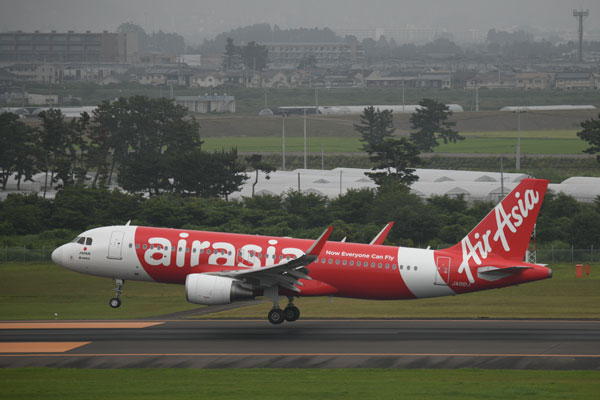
top-left (109, 279), bottom-right (124, 308)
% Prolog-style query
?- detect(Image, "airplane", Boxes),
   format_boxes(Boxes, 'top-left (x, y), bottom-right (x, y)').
top-left (51, 178), bottom-right (552, 324)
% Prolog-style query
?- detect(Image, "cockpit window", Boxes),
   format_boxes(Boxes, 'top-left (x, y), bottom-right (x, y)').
top-left (71, 237), bottom-right (80, 243)
top-left (77, 237), bottom-right (85, 245)
top-left (85, 237), bottom-right (93, 246)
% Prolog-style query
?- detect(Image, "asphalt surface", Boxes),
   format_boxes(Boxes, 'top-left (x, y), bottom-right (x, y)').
top-left (1, 319), bottom-right (599, 369)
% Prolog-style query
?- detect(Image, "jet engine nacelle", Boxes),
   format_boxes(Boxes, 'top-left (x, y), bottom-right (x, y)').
top-left (185, 274), bottom-right (254, 305)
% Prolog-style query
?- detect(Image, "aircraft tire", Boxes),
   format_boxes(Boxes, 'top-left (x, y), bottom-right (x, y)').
top-left (268, 308), bottom-right (285, 325)
top-left (109, 298), bottom-right (121, 308)
top-left (284, 306), bottom-right (300, 322)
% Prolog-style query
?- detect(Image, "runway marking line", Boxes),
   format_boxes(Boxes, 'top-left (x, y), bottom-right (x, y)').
top-left (1, 352), bottom-right (600, 358)
top-left (157, 319), bottom-right (600, 323)
top-left (0, 322), bottom-right (164, 329)
top-left (0, 342), bottom-right (90, 353)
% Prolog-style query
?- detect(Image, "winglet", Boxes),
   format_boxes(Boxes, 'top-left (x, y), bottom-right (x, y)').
top-left (306, 226), bottom-right (334, 257)
top-left (369, 222), bottom-right (394, 245)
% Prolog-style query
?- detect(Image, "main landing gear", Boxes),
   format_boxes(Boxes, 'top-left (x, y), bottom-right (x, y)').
top-left (109, 279), bottom-right (124, 308)
top-left (265, 290), bottom-right (301, 325)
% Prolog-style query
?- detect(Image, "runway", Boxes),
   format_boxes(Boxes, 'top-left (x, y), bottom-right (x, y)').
top-left (1, 319), bottom-right (599, 369)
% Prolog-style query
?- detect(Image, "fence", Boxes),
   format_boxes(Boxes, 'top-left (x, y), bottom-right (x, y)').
top-left (1, 245), bottom-right (598, 264)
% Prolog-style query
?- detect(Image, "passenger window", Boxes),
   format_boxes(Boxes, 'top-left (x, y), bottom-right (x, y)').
top-left (86, 238), bottom-right (93, 246)
top-left (143, 244), bottom-right (147, 250)
top-left (135, 244), bottom-right (140, 249)
top-left (357, 261), bottom-right (361, 267)
top-left (414, 266), bottom-right (418, 271)
top-left (342, 260), bottom-right (347, 265)
top-left (128, 243), bottom-right (132, 248)
top-left (335, 259), bottom-right (340, 265)
top-left (206, 249), bottom-right (211, 254)
top-left (77, 237), bottom-right (85, 245)
top-left (350, 260), bottom-right (354, 266)
top-left (321, 258), bottom-right (326, 263)
top-left (378, 263), bottom-right (382, 268)
top-left (407, 265), bottom-right (411, 270)
top-left (393, 264), bottom-right (397, 269)
top-left (385, 263), bottom-right (389, 269)
top-left (399, 264), bottom-right (403, 270)
top-left (371, 262), bottom-right (375, 268)
top-left (328, 258), bottom-right (333, 264)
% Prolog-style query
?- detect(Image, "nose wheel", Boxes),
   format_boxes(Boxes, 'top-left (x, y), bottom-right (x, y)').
top-left (109, 279), bottom-right (124, 308)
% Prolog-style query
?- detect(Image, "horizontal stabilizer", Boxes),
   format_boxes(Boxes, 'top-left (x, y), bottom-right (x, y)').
top-left (477, 266), bottom-right (531, 282)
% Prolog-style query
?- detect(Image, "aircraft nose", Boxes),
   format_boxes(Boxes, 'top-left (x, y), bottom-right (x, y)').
top-left (51, 246), bottom-right (63, 265)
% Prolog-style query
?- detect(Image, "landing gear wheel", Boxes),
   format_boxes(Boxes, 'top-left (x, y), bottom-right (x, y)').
top-left (109, 297), bottom-right (121, 308)
top-left (268, 308), bottom-right (285, 325)
top-left (284, 306), bottom-right (300, 322)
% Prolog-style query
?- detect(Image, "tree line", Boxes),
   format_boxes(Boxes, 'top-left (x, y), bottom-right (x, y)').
top-left (1, 184), bottom-right (599, 250)
top-left (0, 96), bottom-right (250, 199)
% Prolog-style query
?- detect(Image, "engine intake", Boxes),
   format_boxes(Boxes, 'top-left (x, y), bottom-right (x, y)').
top-left (185, 274), bottom-right (254, 305)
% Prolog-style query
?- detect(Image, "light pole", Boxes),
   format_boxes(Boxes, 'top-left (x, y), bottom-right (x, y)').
top-left (514, 108), bottom-right (525, 170)
top-left (303, 109), bottom-right (307, 169)
top-left (281, 114), bottom-right (286, 170)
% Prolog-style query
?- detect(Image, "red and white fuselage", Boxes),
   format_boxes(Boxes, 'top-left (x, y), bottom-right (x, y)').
top-left (51, 179), bottom-right (552, 320)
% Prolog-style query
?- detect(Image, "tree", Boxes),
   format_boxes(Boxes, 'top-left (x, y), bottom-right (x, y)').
top-left (240, 41), bottom-right (268, 71)
top-left (365, 137), bottom-right (420, 186)
top-left (354, 106), bottom-right (394, 155)
top-left (245, 154), bottom-right (276, 197)
top-left (409, 98), bottom-right (464, 152)
top-left (223, 37), bottom-right (238, 70)
top-left (38, 109), bottom-right (89, 194)
top-left (577, 113), bottom-right (600, 163)
top-left (0, 112), bottom-right (37, 190)
top-left (355, 106), bottom-right (420, 187)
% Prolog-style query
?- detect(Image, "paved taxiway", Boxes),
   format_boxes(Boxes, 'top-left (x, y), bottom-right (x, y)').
top-left (1, 319), bottom-right (599, 369)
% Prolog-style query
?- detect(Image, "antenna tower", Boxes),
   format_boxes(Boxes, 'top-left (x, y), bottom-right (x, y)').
top-left (573, 9), bottom-right (589, 62)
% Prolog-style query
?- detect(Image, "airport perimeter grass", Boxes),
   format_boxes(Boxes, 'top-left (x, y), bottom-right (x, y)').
top-left (1, 368), bottom-right (600, 400)
top-left (201, 130), bottom-right (588, 155)
top-left (0, 262), bottom-right (598, 320)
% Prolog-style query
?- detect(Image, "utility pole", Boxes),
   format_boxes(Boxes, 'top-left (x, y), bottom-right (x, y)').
top-left (303, 109), bottom-right (307, 169)
top-left (475, 86), bottom-right (479, 112)
top-left (573, 9), bottom-right (589, 62)
top-left (514, 108), bottom-right (525, 170)
top-left (281, 114), bottom-right (286, 170)
top-left (402, 80), bottom-right (405, 112)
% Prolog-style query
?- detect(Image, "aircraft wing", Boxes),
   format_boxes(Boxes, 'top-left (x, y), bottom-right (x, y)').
top-left (370, 222), bottom-right (394, 245)
top-left (213, 227), bottom-right (333, 292)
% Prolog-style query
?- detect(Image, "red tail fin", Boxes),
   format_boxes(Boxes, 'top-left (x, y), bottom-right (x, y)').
top-left (448, 178), bottom-right (548, 262)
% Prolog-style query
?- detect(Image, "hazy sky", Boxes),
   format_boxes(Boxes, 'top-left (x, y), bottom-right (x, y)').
top-left (1, 0), bottom-right (598, 42)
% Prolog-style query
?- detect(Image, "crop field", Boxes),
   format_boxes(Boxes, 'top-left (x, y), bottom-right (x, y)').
top-left (1, 261), bottom-right (598, 320)
top-left (2, 368), bottom-right (600, 400)
top-left (201, 130), bottom-right (588, 155)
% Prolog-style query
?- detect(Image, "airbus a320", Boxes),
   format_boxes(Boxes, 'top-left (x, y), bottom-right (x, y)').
top-left (52, 178), bottom-right (552, 324)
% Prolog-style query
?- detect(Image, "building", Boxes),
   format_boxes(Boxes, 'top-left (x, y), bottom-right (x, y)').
top-left (174, 95), bottom-right (235, 113)
top-left (515, 72), bottom-right (552, 90)
top-left (0, 30), bottom-right (138, 63)
top-left (466, 72), bottom-right (516, 89)
top-left (27, 93), bottom-right (58, 105)
top-left (264, 42), bottom-right (365, 69)
top-left (554, 72), bottom-right (595, 90)
top-left (4, 63), bottom-right (57, 83)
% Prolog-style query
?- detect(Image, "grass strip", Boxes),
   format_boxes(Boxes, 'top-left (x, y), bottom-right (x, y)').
top-left (0, 262), bottom-right (598, 320)
top-left (1, 368), bottom-right (599, 400)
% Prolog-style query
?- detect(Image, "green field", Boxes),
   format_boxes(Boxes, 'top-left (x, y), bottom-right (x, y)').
top-left (201, 130), bottom-right (588, 154)
top-left (1, 368), bottom-right (599, 400)
top-left (1, 262), bottom-right (598, 320)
